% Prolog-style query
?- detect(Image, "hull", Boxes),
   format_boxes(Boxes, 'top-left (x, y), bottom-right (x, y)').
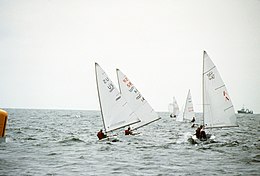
top-left (98, 135), bottom-right (119, 142)
top-left (237, 110), bottom-right (253, 114)
top-left (188, 134), bottom-right (213, 144)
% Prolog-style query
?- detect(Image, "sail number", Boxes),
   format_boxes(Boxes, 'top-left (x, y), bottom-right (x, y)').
top-left (123, 77), bottom-right (145, 102)
top-left (103, 77), bottom-right (114, 92)
top-left (207, 71), bottom-right (215, 80)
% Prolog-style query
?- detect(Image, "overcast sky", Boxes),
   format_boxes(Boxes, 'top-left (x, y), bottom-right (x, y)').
top-left (0, 0), bottom-right (260, 113)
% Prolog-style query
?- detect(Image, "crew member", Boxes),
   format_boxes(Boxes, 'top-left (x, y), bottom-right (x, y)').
top-left (125, 127), bottom-right (133, 135)
top-left (97, 129), bottom-right (107, 140)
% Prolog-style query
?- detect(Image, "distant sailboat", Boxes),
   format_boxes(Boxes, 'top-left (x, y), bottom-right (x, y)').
top-left (168, 97), bottom-right (179, 118)
top-left (237, 105), bottom-right (253, 114)
top-left (190, 51), bottom-right (238, 143)
top-left (176, 90), bottom-right (195, 122)
top-left (116, 69), bottom-right (161, 131)
top-left (95, 63), bottom-right (140, 141)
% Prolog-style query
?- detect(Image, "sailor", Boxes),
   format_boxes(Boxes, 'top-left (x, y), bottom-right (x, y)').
top-left (195, 126), bottom-right (201, 139)
top-left (125, 127), bottom-right (133, 135)
top-left (191, 117), bottom-right (195, 123)
top-left (200, 125), bottom-right (206, 139)
top-left (97, 129), bottom-right (107, 140)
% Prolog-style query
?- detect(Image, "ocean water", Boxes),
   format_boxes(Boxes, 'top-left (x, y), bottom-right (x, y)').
top-left (0, 109), bottom-right (259, 176)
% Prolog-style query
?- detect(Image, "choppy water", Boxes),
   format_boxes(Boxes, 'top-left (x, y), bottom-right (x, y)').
top-left (0, 109), bottom-right (259, 175)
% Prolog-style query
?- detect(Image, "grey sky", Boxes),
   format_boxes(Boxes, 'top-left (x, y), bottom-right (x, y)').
top-left (0, 0), bottom-right (260, 113)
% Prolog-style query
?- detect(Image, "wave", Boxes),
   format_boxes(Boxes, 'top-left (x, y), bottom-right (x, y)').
top-left (24, 137), bottom-right (37, 141)
top-left (58, 137), bottom-right (85, 144)
top-left (251, 154), bottom-right (260, 163)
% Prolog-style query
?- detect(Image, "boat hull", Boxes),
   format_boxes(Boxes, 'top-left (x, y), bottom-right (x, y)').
top-left (237, 110), bottom-right (253, 114)
top-left (188, 134), bottom-right (213, 144)
top-left (98, 135), bottom-right (119, 142)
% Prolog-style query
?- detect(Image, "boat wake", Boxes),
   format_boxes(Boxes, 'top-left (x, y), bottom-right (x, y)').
top-left (176, 132), bottom-right (193, 144)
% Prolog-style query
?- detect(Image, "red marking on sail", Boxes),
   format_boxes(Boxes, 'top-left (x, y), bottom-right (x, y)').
top-left (223, 91), bottom-right (230, 101)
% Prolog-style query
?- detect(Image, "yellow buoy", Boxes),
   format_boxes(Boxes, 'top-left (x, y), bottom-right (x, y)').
top-left (0, 109), bottom-right (8, 138)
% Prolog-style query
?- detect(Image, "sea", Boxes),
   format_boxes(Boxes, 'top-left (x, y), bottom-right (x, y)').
top-left (0, 109), bottom-right (259, 176)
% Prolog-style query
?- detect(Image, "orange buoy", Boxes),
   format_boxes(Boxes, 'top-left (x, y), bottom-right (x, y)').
top-left (0, 109), bottom-right (8, 138)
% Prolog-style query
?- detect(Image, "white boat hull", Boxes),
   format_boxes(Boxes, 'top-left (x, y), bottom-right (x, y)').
top-left (188, 134), bottom-right (214, 144)
top-left (98, 135), bottom-right (119, 142)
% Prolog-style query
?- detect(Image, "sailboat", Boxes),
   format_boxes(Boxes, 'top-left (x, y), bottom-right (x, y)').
top-left (95, 63), bottom-right (140, 141)
top-left (190, 51), bottom-right (238, 143)
top-left (116, 69), bottom-right (161, 132)
top-left (168, 96), bottom-right (180, 118)
top-left (176, 90), bottom-right (195, 123)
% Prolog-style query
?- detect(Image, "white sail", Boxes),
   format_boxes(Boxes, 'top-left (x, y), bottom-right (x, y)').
top-left (95, 63), bottom-right (140, 133)
top-left (168, 103), bottom-right (174, 114)
top-left (116, 69), bottom-right (161, 130)
top-left (183, 90), bottom-right (195, 121)
top-left (171, 97), bottom-right (180, 116)
top-left (203, 51), bottom-right (238, 128)
top-left (176, 105), bottom-right (184, 122)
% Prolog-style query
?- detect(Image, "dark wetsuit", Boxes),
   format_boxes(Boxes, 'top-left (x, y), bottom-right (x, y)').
top-left (195, 127), bottom-right (201, 139)
top-left (200, 130), bottom-right (206, 139)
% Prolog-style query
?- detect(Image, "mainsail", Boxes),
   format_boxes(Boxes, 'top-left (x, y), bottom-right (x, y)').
top-left (203, 51), bottom-right (238, 128)
top-left (183, 90), bottom-right (195, 121)
top-left (169, 97), bottom-right (180, 117)
top-left (116, 69), bottom-right (161, 130)
top-left (95, 63), bottom-right (140, 133)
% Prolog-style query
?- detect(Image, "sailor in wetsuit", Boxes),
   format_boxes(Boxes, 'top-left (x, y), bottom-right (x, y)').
top-left (200, 125), bottom-right (207, 140)
top-left (97, 129), bottom-right (107, 140)
top-left (125, 127), bottom-right (133, 135)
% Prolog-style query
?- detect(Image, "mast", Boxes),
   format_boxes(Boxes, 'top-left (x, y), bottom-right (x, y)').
top-left (172, 97), bottom-right (174, 115)
top-left (183, 90), bottom-right (188, 120)
top-left (202, 51), bottom-right (205, 126)
top-left (95, 63), bottom-right (107, 133)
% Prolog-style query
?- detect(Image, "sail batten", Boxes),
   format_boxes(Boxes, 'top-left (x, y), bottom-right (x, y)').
top-left (203, 66), bottom-right (216, 74)
top-left (215, 85), bottom-right (225, 90)
top-left (116, 69), bottom-right (160, 130)
top-left (224, 106), bottom-right (234, 111)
